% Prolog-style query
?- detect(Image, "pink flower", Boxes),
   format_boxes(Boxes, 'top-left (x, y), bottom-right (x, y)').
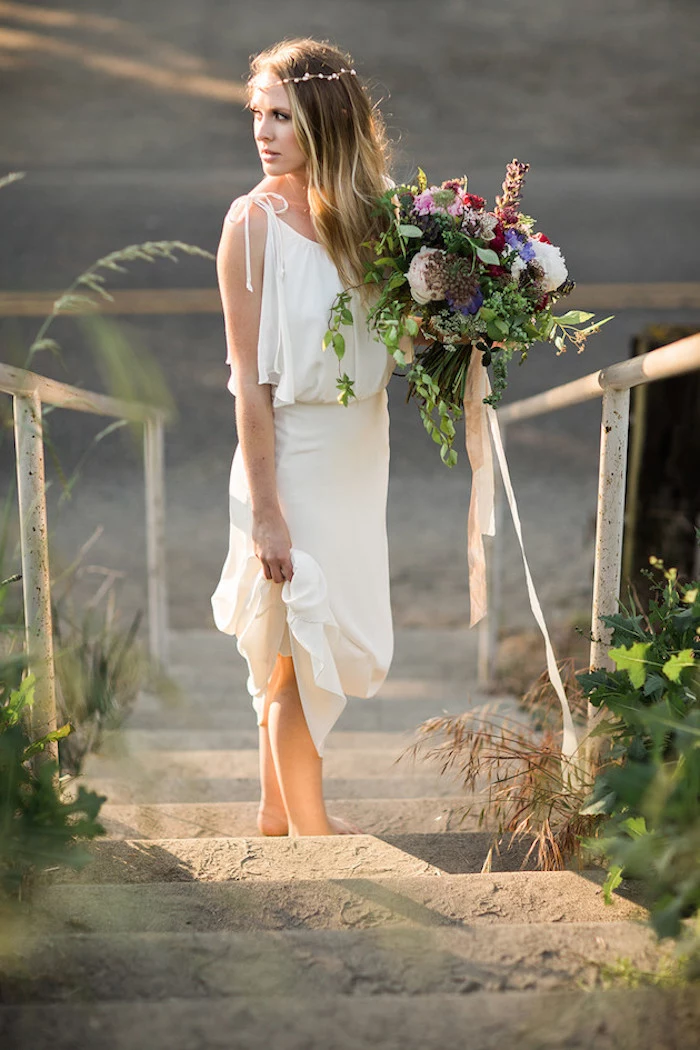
top-left (413, 190), bottom-right (438, 216)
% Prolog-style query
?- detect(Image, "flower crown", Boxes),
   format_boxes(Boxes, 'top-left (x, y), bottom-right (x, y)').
top-left (269, 67), bottom-right (357, 87)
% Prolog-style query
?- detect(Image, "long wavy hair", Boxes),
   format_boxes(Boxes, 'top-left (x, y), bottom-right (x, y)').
top-left (247, 38), bottom-right (392, 291)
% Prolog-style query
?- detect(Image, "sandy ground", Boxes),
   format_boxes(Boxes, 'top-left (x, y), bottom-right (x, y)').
top-left (1, 0), bottom-right (699, 643)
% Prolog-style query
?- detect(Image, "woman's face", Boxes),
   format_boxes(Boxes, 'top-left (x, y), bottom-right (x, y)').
top-left (249, 72), bottom-right (307, 178)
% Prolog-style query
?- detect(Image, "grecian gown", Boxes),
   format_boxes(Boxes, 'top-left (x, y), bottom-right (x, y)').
top-left (210, 192), bottom-right (395, 757)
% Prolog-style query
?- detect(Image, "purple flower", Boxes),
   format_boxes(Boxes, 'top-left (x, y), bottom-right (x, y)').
top-left (505, 229), bottom-right (536, 261)
top-left (446, 286), bottom-right (483, 315)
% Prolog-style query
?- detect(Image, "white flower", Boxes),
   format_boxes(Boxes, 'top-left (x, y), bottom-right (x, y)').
top-left (510, 255), bottom-right (526, 282)
top-left (531, 240), bottom-right (568, 293)
top-left (476, 213), bottom-right (499, 240)
top-left (406, 246), bottom-right (446, 305)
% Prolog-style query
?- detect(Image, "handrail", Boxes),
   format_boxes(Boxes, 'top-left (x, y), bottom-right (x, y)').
top-left (1, 362), bottom-right (172, 770)
top-left (479, 332), bottom-right (700, 717)
top-left (498, 333), bottom-right (700, 424)
top-left (0, 361), bottom-right (169, 423)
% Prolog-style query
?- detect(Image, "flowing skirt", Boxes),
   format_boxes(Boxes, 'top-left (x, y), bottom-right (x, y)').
top-left (210, 390), bottom-right (393, 757)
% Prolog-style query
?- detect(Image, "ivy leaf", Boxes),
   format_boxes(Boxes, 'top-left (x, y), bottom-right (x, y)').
top-left (475, 247), bottom-right (500, 266)
top-left (332, 332), bottom-right (345, 360)
top-left (662, 649), bottom-right (695, 682)
top-left (398, 224), bottom-right (423, 238)
top-left (608, 642), bottom-right (651, 688)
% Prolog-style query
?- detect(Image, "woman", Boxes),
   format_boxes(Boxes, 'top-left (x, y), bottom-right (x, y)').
top-left (210, 39), bottom-right (396, 837)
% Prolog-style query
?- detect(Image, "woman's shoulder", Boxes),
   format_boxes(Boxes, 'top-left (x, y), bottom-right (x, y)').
top-left (225, 178), bottom-right (288, 222)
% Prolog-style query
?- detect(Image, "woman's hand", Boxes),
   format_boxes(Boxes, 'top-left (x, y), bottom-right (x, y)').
top-left (252, 509), bottom-right (294, 584)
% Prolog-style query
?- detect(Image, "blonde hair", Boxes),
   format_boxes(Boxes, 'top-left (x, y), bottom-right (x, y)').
top-left (247, 38), bottom-right (392, 291)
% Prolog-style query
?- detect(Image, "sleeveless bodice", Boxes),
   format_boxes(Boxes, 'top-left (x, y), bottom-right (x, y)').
top-left (224, 192), bottom-right (395, 407)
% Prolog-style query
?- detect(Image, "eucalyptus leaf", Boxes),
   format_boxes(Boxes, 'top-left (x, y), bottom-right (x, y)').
top-left (476, 247), bottom-right (500, 266)
top-left (398, 224), bottom-right (423, 238)
top-left (552, 310), bottom-right (595, 325)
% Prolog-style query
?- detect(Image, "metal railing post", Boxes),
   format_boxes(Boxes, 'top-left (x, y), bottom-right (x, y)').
top-left (13, 392), bottom-right (58, 772)
top-left (588, 386), bottom-right (631, 764)
top-left (144, 415), bottom-right (168, 666)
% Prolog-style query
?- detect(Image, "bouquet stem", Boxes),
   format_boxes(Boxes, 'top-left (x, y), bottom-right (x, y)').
top-left (410, 340), bottom-right (474, 411)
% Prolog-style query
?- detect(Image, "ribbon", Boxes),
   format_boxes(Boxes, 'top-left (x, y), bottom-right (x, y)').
top-left (464, 349), bottom-right (495, 627)
top-left (463, 348), bottom-right (580, 764)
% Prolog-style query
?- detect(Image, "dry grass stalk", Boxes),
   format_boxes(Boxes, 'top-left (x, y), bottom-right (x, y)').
top-left (402, 707), bottom-right (599, 870)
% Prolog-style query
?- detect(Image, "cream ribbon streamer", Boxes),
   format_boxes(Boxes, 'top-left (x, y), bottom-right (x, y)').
top-left (463, 349), bottom-right (580, 762)
top-left (464, 350), bottom-right (495, 627)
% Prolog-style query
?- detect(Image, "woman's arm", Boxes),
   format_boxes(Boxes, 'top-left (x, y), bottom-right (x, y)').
top-left (217, 203), bottom-right (294, 584)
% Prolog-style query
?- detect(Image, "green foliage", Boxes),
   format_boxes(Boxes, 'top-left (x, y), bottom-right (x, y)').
top-left (52, 590), bottom-right (146, 777)
top-left (0, 675), bottom-right (106, 901)
top-left (579, 560), bottom-right (700, 940)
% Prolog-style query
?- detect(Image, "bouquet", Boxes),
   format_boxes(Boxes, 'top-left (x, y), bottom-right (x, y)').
top-left (325, 160), bottom-right (612, 466)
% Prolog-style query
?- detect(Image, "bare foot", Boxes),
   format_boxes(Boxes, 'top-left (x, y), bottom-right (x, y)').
top-left (327, 814), bottom-right (365, 835)
top-left (257, 803), bottom-right (289, 836)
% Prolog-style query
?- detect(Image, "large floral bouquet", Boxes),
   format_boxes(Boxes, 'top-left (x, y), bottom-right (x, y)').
top-left (326, 160), bottom-right (612, 465)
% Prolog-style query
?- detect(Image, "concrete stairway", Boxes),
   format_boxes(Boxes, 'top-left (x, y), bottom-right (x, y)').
top-left (1, 628), bottom-right (697, 1049)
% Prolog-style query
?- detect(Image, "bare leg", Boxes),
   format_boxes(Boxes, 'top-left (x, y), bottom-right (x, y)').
top-left (256, 659), bottom-right (289, 836)
top-left (266, 654), bottom-right (335, 836)
top-left (257, 724), bottom-right (289, 835)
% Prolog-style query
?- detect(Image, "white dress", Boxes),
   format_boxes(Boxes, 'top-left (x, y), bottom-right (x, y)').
top-left (210, 192), bottom-right (395, 757)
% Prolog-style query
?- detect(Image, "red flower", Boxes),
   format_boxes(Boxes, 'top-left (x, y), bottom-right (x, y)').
top-left (489, 224), bottom-right (506, 254)
top-left (496, 204), bottom-right (520, 228)
top-left (487, 264), bottom-right (506, 278)
top-left (534, 293), bottom-right (550, 312)
top-left (533, 232), bottom-right (552, 244)
top-left (463, 193), bottom-right (486, 210)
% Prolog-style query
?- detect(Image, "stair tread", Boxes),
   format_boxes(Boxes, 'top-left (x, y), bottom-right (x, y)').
top-left (36, 831), bottom-right (545, 884)
top-left (4, 923), bottom-right (664, 1003)
top-left (29, 870), bottom-right (647, 932)
top-left (96, 798), bottom-right (485, 838)
top-left (1, 988), bottom-right (696, 1050)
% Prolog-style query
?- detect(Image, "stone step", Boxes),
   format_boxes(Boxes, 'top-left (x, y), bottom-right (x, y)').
top-left (102, 728), bottom-right (419, 752)
top-left (73, 775), bottom-right (471, 804)
top-left (37, 833), bottom-right (541, 885)
top-left (97, 798), bottom-right (483, 839)
top-left (29, 870), bottom-right (646, 934)
top-left (81, 748), bottom-right (443, 782)
top-left (3, 923), bottom-right (665, 1004)
top-left (126, 694), bottom-right (520, 732)
top-left (3, 987), bottom-right (696, 1050)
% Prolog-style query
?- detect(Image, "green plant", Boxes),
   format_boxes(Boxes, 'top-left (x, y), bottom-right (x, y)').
top-left (578, 560), bottom-right (700, 941)
top-left (0, 673), bottom-right (106, 901)
top-left (52, 578), bottom-right (145, 777)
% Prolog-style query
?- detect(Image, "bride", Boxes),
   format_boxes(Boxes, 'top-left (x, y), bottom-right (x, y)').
top-left (210, 38), bottom-right (397, 836)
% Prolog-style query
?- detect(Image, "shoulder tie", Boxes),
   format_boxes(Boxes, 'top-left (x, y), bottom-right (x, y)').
top-left (226, 191), bottom-right (289, 293)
